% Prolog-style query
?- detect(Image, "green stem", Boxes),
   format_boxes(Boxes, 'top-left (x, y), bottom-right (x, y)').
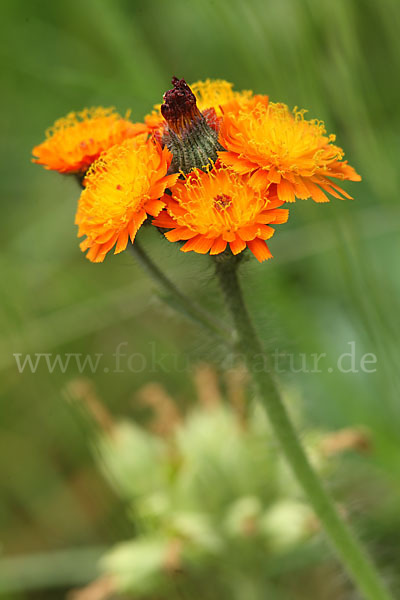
top-left (129, 240), bottom-right (232, 344)
top-left (215, 254), bottom-right (392, 600)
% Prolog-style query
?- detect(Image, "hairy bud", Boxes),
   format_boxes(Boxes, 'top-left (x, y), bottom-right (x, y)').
top-left (161, 77), bottom-right (223, 174)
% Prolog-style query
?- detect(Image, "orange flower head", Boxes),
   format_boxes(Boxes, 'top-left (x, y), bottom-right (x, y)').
top-left (190, 79), bottom-right (255, 116)
top-left (76, 136), bottom-right (179, 262)
top-left (153, 165), bottom-right (289, 262)
top-left (219, 101), bottom-right (361, 203)
top-left (32, 107), bottom-right (147, 174)
top-left (145, 79), bottom-right (267, 135)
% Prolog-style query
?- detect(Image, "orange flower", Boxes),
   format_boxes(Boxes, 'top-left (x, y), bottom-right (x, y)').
top-left (32, 107), bottom-right (147, 174)
top-left (219, 101), bottom-right (361, 203)
top-left (153, 165), bottom-right (288, 262)
top-left (190, 79), bottom-right (255, 116)
top-left (145, 79), bottom-right (267, 135)
top-left (76, 136), bottom-right (178, 262)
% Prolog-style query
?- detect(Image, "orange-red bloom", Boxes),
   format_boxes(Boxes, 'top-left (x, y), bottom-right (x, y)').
top-left (153, 165), bottom-right (288, 262)
top-left (76, 136), bottom-right (178, 262)
top-left (32, 107), bottom-right (147, 174)
top-left (219, 101), bottom-right (361, 203)
top-left (32, 77), bottom-right (362, 266)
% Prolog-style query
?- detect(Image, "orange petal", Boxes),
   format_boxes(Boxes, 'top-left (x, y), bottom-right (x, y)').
top-left (318, 182), bottom-right (344, 199)
top-left (98, 234), bottom-right (119, 256)
top-left (86, 231), bottom-right (118, 262)
top-left (181, 235), bottom-right (212, 254)
top-left (267, 208), bottom-right (289, 224)
top-left (247, 238), bottom-right (273, 262)
top-left (114, 229), bottom-right (129, 254)
top-left (86, 244), bottom-right (102, 262)
top-left (238, 225), bottom-right (259, 241)
top-left (218, 151), bottom-right (255, 175)
top-left (152, 211), bottom-right (176, 228)
top-left (80, 238), bottom-right (91, 251)
top-left (277, 179), bottom-right (296, 203)
top-left (305, 181), bottom-right (330, 203)
top-left (165, 227), bottom-right (196, 242)
top-left (258, 224), bottom-right (275, 240)
top-left (128, 211), bottom-right (147, 242)
top-left (190, 236), bottom-right (214, 254)
top-left (209, 237), bottom-right (227, 255)
top-left (150, 179), bottom-right (171, 200)
top-left (267, 167), bottom-right (282, 184)
top-left (266, 196), bottom-right (286, 210)
top-left (229, 236), bottom-right (247, 255)
top-left (222, 230), bottom-right (236, 242)
top-left (335, 163), bottom-right (361, 182)
top-left (324, 179), bottom-right (353, 199)
top-left (163, 172), bottom-right (180, 189)
top-left (146, 199), bottom-right (166, 217)
top-left (293, 178), bottom-right (311, 200)
top-left (181, 235), bottom-right (203, 252)
top-left (249, 169), bottom-right (270, 192)
top-left (94, 230), bottom-right (117, 244)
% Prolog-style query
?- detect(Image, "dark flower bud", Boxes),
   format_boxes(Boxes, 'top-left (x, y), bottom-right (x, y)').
top-left (161, 77), bottom-right (223, 174)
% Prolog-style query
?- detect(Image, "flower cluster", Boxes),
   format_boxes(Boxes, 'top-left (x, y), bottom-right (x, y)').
top-left (32, 78), bottom-right (360, 263)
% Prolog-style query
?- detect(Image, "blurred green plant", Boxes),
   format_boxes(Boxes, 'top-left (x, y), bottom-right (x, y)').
top-left (67, 370), bottom-right (370, 600)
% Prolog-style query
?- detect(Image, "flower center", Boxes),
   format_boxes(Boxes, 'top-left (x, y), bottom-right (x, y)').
top-left (213, 194), bottom-right (232, 211)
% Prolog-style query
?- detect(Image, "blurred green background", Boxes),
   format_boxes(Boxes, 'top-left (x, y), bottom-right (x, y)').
top-left (1, 0), bottom-right (400, 598)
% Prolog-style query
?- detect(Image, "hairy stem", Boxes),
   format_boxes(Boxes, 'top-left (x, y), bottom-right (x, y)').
top-left (215, 254), bottom-right (392, 600)
top-left (129, 240), bottom-right (232, 343)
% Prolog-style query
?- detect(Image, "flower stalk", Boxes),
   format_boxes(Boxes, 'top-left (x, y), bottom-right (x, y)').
top-left (129, 239), bottom-right (232, 343)
top-left (214, 253), bottom-right (392, 600)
